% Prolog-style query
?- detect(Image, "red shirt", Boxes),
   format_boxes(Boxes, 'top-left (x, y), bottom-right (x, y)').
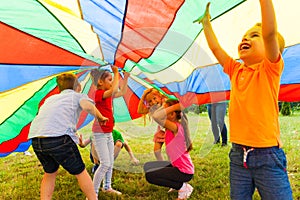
top-left (92, 89), bottom-right (114, 133)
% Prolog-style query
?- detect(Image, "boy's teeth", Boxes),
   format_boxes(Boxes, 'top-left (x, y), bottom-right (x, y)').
top-left (241, 44), bottom-right (249, 50)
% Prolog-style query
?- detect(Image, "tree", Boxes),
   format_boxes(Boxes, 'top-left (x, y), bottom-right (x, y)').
top-left (281, 102), bottom-right (291, 116)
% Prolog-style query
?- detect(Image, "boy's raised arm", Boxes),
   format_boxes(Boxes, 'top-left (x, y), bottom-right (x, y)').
top-left (195, 3), bottom-right (230, 67)
top-left (260, 0), bottom-right (280, 62)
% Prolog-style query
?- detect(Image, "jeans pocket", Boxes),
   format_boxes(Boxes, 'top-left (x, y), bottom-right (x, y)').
top-left (270, 148), bottom-right (287, 171)
top-left (229, 148), bottom-right (243, 166)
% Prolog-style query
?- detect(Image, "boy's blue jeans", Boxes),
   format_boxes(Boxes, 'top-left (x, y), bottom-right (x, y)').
top-left (229, 143), bottom-right (293, 200)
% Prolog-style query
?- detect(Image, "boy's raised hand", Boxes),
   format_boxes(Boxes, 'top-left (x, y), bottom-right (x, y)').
top-left (193, 2), bottom-right (211, 24)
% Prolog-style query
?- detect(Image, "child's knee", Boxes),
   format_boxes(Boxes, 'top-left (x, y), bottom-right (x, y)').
top-left (115, 141), bottom-right (123, 148)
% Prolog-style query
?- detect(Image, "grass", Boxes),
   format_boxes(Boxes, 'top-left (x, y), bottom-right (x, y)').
top-left (1, 112), bottom-right (300, 200)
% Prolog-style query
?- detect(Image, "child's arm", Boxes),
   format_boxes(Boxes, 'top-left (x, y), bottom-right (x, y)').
top-left (114, 71), bottom-right (130, 98)
top-left (78, 134), bottom-right (91, 148)
top-left (123, 142), bottom-right (140, 165)
top-left (196, 3), bottom-right (230, 66)
top-left (260, 0), bottom-right (280, 62)
top-left (137, 88), bottom-right (152, 114)
top-left (152, 103), bottom-right (182, 134)
top-left (103, 65), bottom-right (120, 99)
top-left (80, 99), bottom-right (108, 125)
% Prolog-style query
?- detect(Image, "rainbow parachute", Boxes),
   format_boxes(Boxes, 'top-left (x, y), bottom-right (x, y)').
top-left (1, 0), bottom-right (300, 157)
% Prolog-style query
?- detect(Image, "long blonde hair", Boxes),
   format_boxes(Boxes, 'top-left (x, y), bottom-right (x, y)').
top-left (140, 88), bottom-right (167, 125)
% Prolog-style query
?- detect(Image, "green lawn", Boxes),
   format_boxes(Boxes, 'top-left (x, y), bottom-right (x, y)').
top-left (1, 113), bottom-right (299, 200)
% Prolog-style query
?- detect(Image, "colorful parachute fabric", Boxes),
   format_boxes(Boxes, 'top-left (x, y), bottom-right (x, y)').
top-left (1, 0), bottom-right (300, 156)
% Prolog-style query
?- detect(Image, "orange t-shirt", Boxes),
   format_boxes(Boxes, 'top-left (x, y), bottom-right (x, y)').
top-left (223, 56), bottom-right (283, 147)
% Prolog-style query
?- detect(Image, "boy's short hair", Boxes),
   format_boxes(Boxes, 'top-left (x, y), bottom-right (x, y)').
top-left (254, 23), bottom-right (285, 53)
top-left (56, 73), bottom-right (79, 92)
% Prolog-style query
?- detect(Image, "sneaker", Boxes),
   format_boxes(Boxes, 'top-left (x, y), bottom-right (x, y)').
top-left (102, 188), bottom-right (122, 195)
top-left (178, 183), bottom-right (193, 199)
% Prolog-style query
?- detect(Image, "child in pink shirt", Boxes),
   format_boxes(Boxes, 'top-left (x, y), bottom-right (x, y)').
top-left (143, 99), bottom-right (194, 200)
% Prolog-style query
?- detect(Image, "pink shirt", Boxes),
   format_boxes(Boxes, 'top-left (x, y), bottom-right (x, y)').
top-left (165, 122), bottom-right (194, 174)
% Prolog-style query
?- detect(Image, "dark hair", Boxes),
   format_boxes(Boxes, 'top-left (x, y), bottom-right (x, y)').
top-left (165, 99), bottom-right (193, 151)
top-left (90, 69), bottom-right (111, 88)
top-left (165, 99), bottom-right (181, 120)
top-left (56, 73), bottom-right (78, 92)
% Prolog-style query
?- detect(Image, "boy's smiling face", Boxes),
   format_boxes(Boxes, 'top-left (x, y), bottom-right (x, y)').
top-left (238, 25), bottom-right (265, 65)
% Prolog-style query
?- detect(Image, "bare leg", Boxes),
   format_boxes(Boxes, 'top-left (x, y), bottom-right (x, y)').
top-left (40, 171), bottom-right (58, 200)
top-left (114, 141), bottom-right (123, 160)
top-left (154, 142), bottom-right (164, 161)
top-left (75, 169), bottom-right (97, 200)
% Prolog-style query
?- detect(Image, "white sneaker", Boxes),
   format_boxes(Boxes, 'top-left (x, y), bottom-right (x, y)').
top-left (102, 188), bottom-right (122, 195)
top-left (178, 183), bottom-right (193, 199)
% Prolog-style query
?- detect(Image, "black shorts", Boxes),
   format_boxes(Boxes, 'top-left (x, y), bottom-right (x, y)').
top-left (32, 135), bottom-right (85, 175)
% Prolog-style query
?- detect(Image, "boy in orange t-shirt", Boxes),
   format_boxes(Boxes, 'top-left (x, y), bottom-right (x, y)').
top-left (196, 1), bottom-right (292, 199)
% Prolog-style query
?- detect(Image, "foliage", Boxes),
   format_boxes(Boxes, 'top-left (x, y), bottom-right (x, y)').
top-left (291, 102), bottom-right (300, 113)
top-left (0, 113), bottom-right (300, 200)
top-left (185, 104), bottom-right (207, 114)
top-left (281, 102), bottom-right (292, 116)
